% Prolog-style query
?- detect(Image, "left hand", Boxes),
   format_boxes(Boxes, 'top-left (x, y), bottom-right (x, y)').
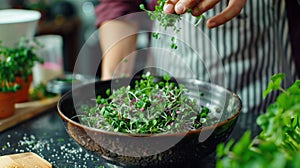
top-left (163, 0), bottom-right (247, 28)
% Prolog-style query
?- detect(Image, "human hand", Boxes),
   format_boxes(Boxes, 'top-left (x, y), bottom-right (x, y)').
top-left (163, 0), bottom-right (247, 28)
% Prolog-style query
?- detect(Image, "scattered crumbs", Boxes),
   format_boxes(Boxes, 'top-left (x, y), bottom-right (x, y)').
top-left (15, 134), bottom-right (103, 168)
top-left (6, 142), bottom-right (11, 148)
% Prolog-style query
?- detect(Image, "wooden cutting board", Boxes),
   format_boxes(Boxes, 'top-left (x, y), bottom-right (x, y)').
top-left (0, 152), bottom-right (52, 168)
top-left (0, 96), bottom-right (60, 132)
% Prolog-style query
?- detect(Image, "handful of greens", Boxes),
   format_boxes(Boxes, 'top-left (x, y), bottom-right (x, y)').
top-left (140, 0), bottom-right (204, 49)
top-left (78, 72), bottom-right (211, 134)
top-left (216, 73), bottom-right (300, 168)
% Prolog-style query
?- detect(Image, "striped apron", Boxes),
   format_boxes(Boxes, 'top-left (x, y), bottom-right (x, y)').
top-left (149, 0), bottom-right (297, 132)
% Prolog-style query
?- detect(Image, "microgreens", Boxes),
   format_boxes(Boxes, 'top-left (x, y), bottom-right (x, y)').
top-left (140, 0), bottom-right (204, 49)
top-left (78, 72), bottom-right (211, 134)
top-left (216, 73), bottom-right (300, 168)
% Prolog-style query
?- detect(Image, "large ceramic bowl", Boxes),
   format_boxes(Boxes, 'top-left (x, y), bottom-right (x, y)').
top-left (57, 77), bottom-right (242, 167)
top-left (0, 9), bottom-right (41, 47)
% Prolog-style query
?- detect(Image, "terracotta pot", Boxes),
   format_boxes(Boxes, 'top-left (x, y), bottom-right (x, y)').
top-left (15, 75), bottom-right (33, 103)
top-left (0, 92), bottom-right (15, 119)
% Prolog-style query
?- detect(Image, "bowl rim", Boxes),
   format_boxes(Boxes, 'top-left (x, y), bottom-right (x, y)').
top-left (57, 78), bottom-right (242, 137)
top-left (0, 9), bottom-right (41, 24)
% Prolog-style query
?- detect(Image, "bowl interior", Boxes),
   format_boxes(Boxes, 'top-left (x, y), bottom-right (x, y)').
top-left (59, 76), bottom-right (242, 133)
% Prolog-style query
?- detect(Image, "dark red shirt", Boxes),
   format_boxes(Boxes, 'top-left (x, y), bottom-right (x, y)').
top-left (95, 0), bottom-right (157, 27)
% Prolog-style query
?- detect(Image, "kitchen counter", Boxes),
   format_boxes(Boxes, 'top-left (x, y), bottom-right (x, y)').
top-left (0, 106), bottom-right (256, 168)
top-left (0, 107), bottom-right (104, 168)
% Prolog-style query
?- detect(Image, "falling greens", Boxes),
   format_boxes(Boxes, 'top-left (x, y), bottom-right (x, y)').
top-left (78, 72), bottom-right (211, 134)
top-left (140, 0), bottom-right (204, 49)
top-left (216, 73), bottom-right (300, 168)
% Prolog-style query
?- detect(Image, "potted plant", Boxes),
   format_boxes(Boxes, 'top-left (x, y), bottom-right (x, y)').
top-left (0, 48), bottom-right (20, 118)
top-left (1, 38), bottom-right (44, 103)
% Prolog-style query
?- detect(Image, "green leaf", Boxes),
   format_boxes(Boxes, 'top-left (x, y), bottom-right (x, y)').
top-left (139, 4), bottom-right (145, 10)
top-left (163, 74), bottom-right (170, 81)
top-left (106, 88), bottom-right (111, 96)
top-left (216, 143), bottom-right (225, 158)
top-left (263, 73), bottom-right (285, 98)
top-left (232, 131), bottom-right (252, 155)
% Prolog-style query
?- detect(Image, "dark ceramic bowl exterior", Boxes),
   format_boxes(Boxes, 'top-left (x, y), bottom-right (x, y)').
top-left (57, 77), bottom-right (242, 167)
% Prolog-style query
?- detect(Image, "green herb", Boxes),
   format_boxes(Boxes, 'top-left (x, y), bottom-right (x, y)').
top-left (216, 73), bottom-right (300, 168)
top-left (0, 38), bottom-right (44, 93)
top-left (4, 38), bottom-right (44, 82)
top-left (78, 72), bottom-right (212, 134)
top-left (29, 83), bottom-right (57, 100)
top-left (140, 0), bottom-right (204, 49)
top-left (263, 73), bottom-right (286, 98)
top-left (0, 42), bottom-right (20, 92)
top-left (140, 1), bottom-right (181, 32)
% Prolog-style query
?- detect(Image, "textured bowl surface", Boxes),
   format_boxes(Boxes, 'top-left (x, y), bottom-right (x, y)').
top-left (57, 77), bottom-right (242, 167)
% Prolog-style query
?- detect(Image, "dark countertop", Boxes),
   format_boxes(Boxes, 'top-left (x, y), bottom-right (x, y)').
top-left (0, 107), bottom-right (256, 168)
top-left (0, 107), bottom-right (105, 168)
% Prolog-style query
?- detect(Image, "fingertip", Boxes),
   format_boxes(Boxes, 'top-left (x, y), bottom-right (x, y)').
top-left (191, 7), bottom-right (202, 16)
top-left (164, 4), bottom-right (174, 14)
top-left (206, 1), bottom-right (245, 28)
top-left (175, 3), bottom-right (186, 14)
top-left (206, 20), bottom-right (218, 29)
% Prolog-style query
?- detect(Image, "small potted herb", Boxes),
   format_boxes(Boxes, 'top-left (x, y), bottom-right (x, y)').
top-left (1, 38), bottom-right (44, 103)
top-left (0, 48), bottom-right (20, 118)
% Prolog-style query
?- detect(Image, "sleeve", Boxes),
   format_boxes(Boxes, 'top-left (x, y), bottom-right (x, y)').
top-left (95, 0), bottom-right (146, 27)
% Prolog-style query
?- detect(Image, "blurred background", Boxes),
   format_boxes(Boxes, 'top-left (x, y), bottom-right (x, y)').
top-left (0, 0), bottom-right (102, 75)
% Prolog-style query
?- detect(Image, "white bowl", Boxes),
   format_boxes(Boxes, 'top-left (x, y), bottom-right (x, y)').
top-left (0, 9), bottom-right (41, 47)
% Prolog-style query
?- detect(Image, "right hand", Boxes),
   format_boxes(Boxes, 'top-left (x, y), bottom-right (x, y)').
top-left (163, 0), bottom-right (247, 28)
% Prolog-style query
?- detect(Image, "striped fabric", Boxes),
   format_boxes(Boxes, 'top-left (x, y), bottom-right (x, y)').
top-left (149, 0), bottom-right (297, 131)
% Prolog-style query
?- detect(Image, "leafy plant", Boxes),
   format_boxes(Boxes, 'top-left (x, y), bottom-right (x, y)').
top-left (140, 0), bottom-right (205, 49)
top-left (78, 72), bottom-right (213, 134)
top-left (216, 73), bottom-right (300, 168)
top-left (0, 42), bottom-right (20, 93)
top-left (1, 38), bottom-right (44, 82)
top-left (0, 60), bottom-right (20, 93)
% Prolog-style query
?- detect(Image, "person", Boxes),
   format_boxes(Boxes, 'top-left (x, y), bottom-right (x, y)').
top-left (94, 0), bottom-right (297, 133)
